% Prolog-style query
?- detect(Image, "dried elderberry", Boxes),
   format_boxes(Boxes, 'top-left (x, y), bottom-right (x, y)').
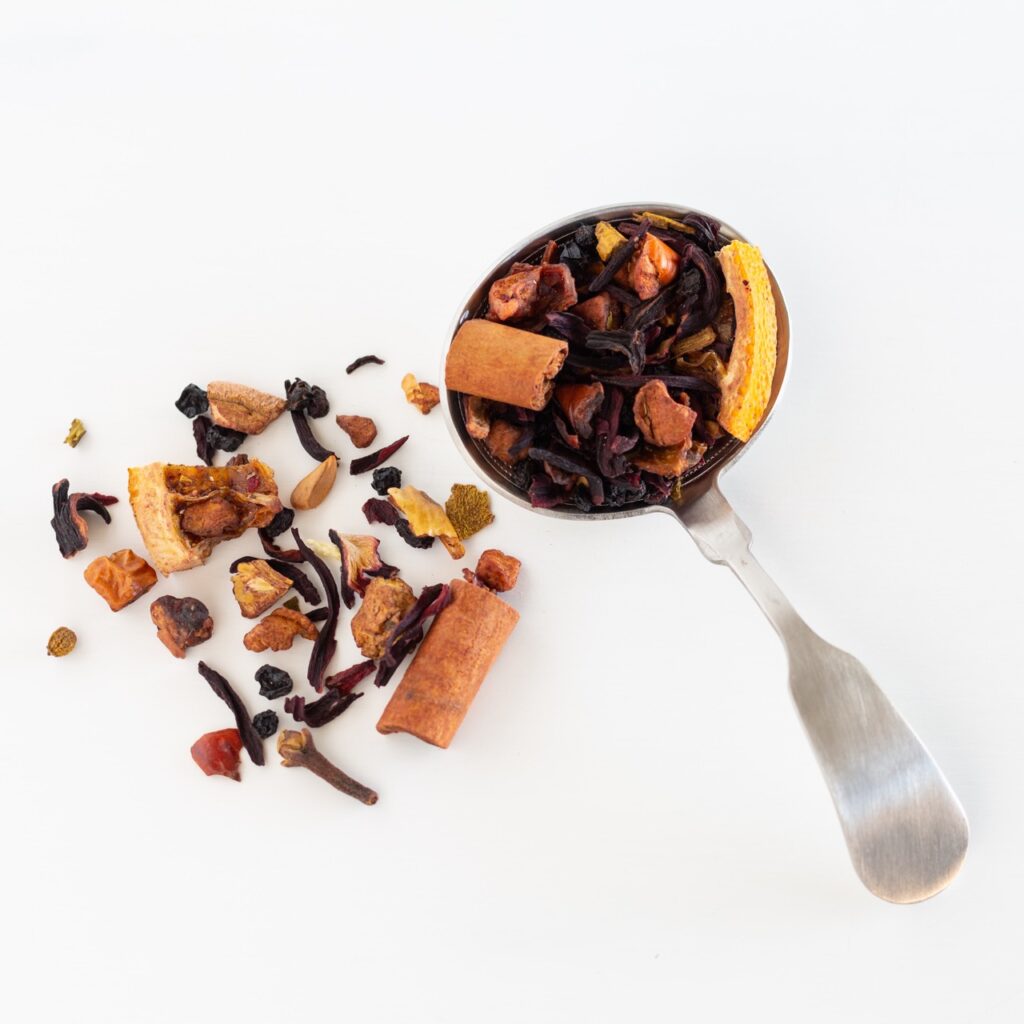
top-left (371, 466), bottom-right (402, 495)
top-left (175, 384), bottom-right (209, 418)
top-left (252, 710), bottom-right (279, 739)
top-left (256, 664), bottom-right (293, 700)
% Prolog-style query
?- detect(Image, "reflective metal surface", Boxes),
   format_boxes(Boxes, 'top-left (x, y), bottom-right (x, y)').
top-left (440, 203), bottom-right (968, 902)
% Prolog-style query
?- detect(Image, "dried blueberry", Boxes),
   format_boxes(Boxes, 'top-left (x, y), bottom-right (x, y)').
top-left (256, 664), bottom-right (293, 700)
top-left (371, 466), bottom-right (402, 496)
top-left (175, 384), bottom-right (208, 418)
top-left (252, 710), bottom-right (279, 739)
top-left (395, 518), bottom-right (434, 549)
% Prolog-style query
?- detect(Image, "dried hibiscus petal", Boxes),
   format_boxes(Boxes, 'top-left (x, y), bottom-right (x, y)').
top-left (345, 354), bottom-right (385, 374)
top-left (197, 662), bottom-right (265, 766)
top-left (191, 728), bottom-right (243, 781)
top-left (284, 690), bottom-right (363, 728)
top-left (284, 378), bottom-right (334, 462)
top-left (362, 497), bottom-right (400, 526)
top-left (291, 529), bottom-right (340, 693)
top-left (324, 659), bottom-right (376, 693)
top-left (374, 582), bottom-right (453, 688)
top-left (350, 436), bottom-right (409, 475)
top-left (50, 479), bottom-right (118, 558)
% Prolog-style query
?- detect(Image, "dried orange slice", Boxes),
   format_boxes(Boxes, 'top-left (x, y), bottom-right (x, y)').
top-left (715, 241), bottom-right (778, 442)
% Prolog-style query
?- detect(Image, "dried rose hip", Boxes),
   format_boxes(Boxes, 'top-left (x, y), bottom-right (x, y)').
top-left (191, 728), bottom-right (243, 781)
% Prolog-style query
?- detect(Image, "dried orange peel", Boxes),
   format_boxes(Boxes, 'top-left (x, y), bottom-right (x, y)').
top-left (715, 240), bottom-right (778, 442)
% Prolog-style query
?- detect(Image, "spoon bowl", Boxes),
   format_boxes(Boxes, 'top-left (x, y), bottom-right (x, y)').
top-left (440, 203), bottom-right (968, 903)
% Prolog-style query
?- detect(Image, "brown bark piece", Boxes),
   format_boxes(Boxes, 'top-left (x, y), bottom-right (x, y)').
top-left (207, 381), bottom-right (286, 434)
top-left (376, 579), bottom-right (519, 748)
top-left (446, 320), bottom-right (567, 411)
top-left (335, 415), bottom-right (377, 448)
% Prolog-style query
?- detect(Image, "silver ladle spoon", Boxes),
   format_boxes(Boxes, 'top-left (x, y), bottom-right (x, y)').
top-left (441, 203), bottom-right (969, 903)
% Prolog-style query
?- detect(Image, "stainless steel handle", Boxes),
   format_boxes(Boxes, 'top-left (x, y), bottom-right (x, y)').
top-left (677, 484), bottom-right (969, 903)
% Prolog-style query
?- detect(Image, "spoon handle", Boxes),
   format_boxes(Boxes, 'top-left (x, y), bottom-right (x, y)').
top-left (676, 483), bottom-right (969, 903)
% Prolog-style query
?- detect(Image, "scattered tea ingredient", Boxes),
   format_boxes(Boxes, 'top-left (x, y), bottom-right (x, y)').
top-left (352, 577), bottom-right (416, 659)
top-left (64, 419), bottom-right (86, 448)
top-left (47, 627), bottom-right (77, 657)
top-left (191, 728), bottom-right (243, 781)
top-left (83, 549), bottom-right (157, 611)
top-left (326, 530), bottom-right (400, 608)
top-left (463, 396), bottom-right (491, 439)
top-left (335, 415), bottom-right (377, 449)
top-left (324, 659), bottom-right (376, 692)
top-left (258, 506), bottom-right (300, 562)
top-left (198, 661), bottom-right (265, 765)
top-left (362, 497), bottom-right (400, 526)
top-left (633, 379), bottom-right (697, 447)
top-left (252, 709), bottom-right (279, 739)
top-left (284, 689), bottom-right (362, 728)
top-left (290, 454), bottom-right (338, 510)
top-left (206, 381), bottom-right (286, 435)
top-left (445, 484), bottom-right (494, 540)
top-left (242, 606), bottom-right (318, 652)
top-left (128, 460), bottom-right (282, 574)
top-left (473, 549), bottom-right (521, 592)
top-left (395, 518), bottom-right (434, 549)
top-left (285, 377), bottom-right (334, 463)
top-left (373, 582), bottom-right (453, 688)
top-left (175, 384), bottom-right (209, 418)
top-left (231, 559), bottom-right (293, 618)
top-left (345, 354), bottom-right (385, 374)
top-left (277, 728), bottom-right (378, 805)
top-left (50, 480), bottom-right (118, 558)
top-left (256, 664), bottom-right (293, 700)
top-left (388, 486), bottom-right (465, 558)
top-left (377, 579), bottom-right (519, 748)
top-left (291, 529), bottom-right (340, 693)
top-left (229, 556), bottom-right (321, 606)
top-left (371, 466), bottom-right (401, 495)
top-left (193, 415), bottom-right (247, 465)
top-left (350, 435), bottom-right (409, 475)
top-left (401, 373), bottom-right (441, 414)
top-left (150, 596), bottom-right (214, 658)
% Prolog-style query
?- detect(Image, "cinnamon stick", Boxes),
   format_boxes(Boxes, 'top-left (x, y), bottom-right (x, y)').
top-left (445, 319), bottom-right (567, 411)
top-left (376, 579), bottom-right (519, 748)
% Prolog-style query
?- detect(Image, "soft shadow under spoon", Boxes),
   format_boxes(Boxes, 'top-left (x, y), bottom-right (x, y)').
top-left (441, 202), bottom-right (969, 903)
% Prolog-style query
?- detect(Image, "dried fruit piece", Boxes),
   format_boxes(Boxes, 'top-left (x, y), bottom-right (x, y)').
top-left (191, 728), bottom-right (243, 781)
top-left (633, 380), bottom-right (698, 447)
top-left (715, 240), bottom-right (778, 442)
top-left (555, 382), bottom-right (604, 440)
top-left (277, 728), bottom-right (378, 805)
top-left (128, 460), bottom-right (282, 574)
top-left (483, 421), bottom-right (527, 464)
top-left (626, 234), bottom-right (679, 300)
top-left (595, 221), bottom-right (627, 261)
top-left (572, 292), bottom-right (617, 331)
top-left (243, 606), bottom-right (318, 652)
top-left (345, 354), bottom-right (385, 374)
top-left (401, 374), bottom-right (441, 414)
top-left (150, 596), bottom-right (214, 658)
top-left (175, 384), bottom-right (209, 418)
top-left (445, 484), bottom-right (494, 540)
top-left (463, 396), bottom-right (491, 440)
top-left (395, 519), bottom-right (434, 549)
top-left (291, 455), bottom-right (338, 510)
top-left (252, 710), bottom-right (279, 739)
top-left (50, 480), bottom-right (118, 558)
top-left (256, 664), bottom-right (293, 699)
top-left (197, 661), bottom-right (265, 765)
top-left (229, 555), bottom-right (321, 606)
top-left (64, 419), bottom-right (86, 448)
top-left (628, 444), bottom-right (695, 477)
top-left (206, 381), bottom-right (286, 434)
top-left (474, 549), bottom-right (521, 592)
top-left (373, 582), bottom-right (453, 688)
top-left (352, 576), bottom-right (416, 659)
top-left (371, 466), bottom-right (401, 495)
top-left (231, 559), bottom-right (293, 618)
top-left (47, 627), bottom-right (77, 657)
top-left (329, 531), bottom-right (400, 607)
top-left (335, 415), bottom-right (377, 449)
top-left (486, 262), bottom-right (577, 323)
top-left (83, 549), bottom-right (157, 611)
top-left (387, 485), bottom-right (465, 559)
top-left (350, 436), bottom-right (409, 475)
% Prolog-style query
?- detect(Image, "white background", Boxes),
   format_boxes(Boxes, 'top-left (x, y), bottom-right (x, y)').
top-left (2, 2), bottom-right (1022, 1021)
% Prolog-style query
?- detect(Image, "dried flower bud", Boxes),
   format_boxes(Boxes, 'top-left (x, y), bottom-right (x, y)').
top-left (47, 627), bottom-right (77, 657)
top-left (277, 727), bottom-right (311, 763)
top-left (232, 559), bottom-right (293, 618)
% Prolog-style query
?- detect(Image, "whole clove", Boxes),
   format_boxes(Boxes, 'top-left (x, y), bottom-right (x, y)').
top-left (277, 728), bottom-right (378, 805)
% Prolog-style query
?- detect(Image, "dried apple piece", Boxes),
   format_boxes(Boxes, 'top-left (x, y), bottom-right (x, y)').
top-left (84, 549), bottom-right (157, 611)
top-left (243, 606), bottom-right (319, 652)
top-left (387, 486), bottom-right (465, 559)
top-left (206, 381), bottom-right (286, 434)
top-left (232, 559), bottom-right (292, 619)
